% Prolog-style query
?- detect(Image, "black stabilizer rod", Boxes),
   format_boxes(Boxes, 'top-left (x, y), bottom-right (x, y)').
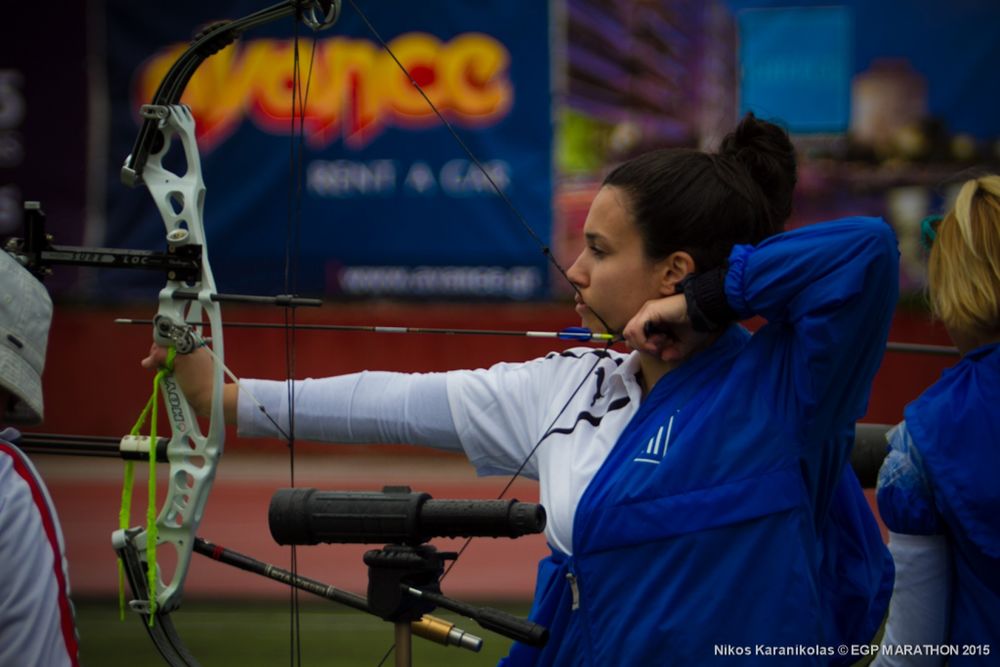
top-left (192, 537), bottom-right (482, 652)
top-left (17, 433), bottom-right (168, 462)
top-left (403, 585), bottom-right (548, 647)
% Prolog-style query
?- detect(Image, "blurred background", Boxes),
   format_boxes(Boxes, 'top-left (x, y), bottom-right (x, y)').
top-left (2, 0), bottom-right (999, 664)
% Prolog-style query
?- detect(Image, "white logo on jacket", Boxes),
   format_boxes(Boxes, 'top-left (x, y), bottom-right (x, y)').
top-left (633, 413), bottom-right (676, 464)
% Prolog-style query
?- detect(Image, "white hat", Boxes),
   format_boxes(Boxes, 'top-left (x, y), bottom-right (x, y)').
top-left (0, 251), bottom-right (52, 424)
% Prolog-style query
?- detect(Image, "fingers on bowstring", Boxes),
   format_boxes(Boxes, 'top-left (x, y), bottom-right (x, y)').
top-left (643, 319), bottom-right (679, 343)
top-left (622, 318), bottom-right (666, 354)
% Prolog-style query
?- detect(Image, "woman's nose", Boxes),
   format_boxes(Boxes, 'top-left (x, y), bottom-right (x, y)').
top-left (566, 252), bottom-right (588, 287)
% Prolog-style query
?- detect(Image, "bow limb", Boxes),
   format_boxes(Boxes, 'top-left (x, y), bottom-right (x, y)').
top-left (114, 529), bottom-right (202, 667)
top-left (123, 0), bottom-right (341, 186)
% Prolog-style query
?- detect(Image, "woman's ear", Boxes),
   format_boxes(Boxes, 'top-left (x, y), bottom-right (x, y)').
top-left (658, 251), bottom-right (696, 296)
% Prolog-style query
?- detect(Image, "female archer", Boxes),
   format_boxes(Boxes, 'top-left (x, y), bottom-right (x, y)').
top-left (146, 113), bottom-right (898, 665)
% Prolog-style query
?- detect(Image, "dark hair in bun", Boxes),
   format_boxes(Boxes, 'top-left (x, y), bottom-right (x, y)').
top-left (720, 112), bottom-right (797, 228)
top-left (603, 113), bottom-right (797, 271)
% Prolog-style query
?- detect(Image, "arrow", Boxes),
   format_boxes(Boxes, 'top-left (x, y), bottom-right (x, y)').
top-left (115, 318), bottom-right (961, 354)
top-left (114, 319), bottom-right (617, 342)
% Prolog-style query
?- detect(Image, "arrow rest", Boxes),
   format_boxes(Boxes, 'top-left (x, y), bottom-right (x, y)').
top-left (152, 314), bottom-right (201, 355)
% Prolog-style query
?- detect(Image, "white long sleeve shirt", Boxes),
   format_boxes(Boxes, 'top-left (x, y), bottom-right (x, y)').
top-left (237, 347), bottom-right (645, 554)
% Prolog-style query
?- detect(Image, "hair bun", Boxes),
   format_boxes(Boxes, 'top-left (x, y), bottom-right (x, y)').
top-left (720, 113), bottom-right (797, 225)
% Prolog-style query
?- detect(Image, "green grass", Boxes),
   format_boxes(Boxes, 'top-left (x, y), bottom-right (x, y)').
top-left (75, 598), bottom-right (530, 666)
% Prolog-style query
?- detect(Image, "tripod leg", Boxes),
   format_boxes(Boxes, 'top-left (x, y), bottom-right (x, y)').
top-left (394, 621), bottom-right (412, 667)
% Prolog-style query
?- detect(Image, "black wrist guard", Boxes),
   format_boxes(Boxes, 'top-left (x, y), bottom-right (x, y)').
top-left (678, 266), bottom-right (737, 333)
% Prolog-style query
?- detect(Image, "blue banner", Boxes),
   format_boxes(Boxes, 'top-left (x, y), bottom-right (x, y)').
top-left (738, 6), bottom-right (852, 133)
top-left (103, 0), bottom-right (553, 300)
top-left (728, 0), bottom-right (1000, 141)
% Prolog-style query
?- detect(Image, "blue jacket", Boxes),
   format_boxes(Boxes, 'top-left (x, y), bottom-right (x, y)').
top-left (880, 343), bottom-right (1000, 661)
top-left (502, 218), bottom-right (898, 666)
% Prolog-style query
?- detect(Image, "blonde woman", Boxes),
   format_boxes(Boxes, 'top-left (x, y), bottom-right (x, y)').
top-left (875, 175), bottom-right (1000, 665)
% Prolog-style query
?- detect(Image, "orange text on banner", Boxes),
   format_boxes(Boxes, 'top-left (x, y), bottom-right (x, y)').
top-left (134, 32), bottom-right (514, 151)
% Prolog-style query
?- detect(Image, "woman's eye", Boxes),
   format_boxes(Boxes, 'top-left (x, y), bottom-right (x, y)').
top-left (589, 245), bottom-right (606, 258)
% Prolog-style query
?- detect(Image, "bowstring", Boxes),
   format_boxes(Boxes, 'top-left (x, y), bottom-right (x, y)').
top-left (286, 10), bottom-right (318, 666)
top-left (439, 350), bottom-right (607, 582)
top-left (343, 0), bottom-right (619, 597)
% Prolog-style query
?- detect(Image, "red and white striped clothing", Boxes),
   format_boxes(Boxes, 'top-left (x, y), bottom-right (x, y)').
top-left (0, 430), bottom-right (79, 667)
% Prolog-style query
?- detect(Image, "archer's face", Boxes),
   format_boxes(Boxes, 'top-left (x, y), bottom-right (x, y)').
top-left (566, 186), bottom-right (668, 335)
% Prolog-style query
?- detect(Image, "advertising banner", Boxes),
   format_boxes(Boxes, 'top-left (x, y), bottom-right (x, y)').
top-left (102, 0), bottom-right (553, 299)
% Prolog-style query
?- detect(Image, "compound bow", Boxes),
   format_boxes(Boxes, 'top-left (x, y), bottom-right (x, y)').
top-left (111, 2), bottom-right (340, 663)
